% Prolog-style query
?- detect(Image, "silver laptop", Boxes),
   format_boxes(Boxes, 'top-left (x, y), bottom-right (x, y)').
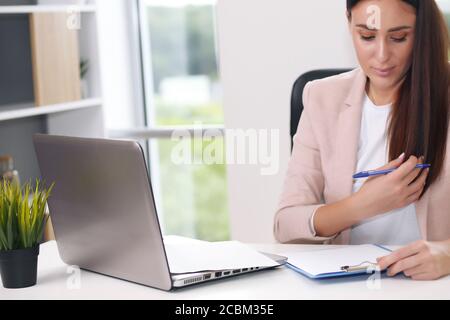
top-left (33, 134), bottom-right (286, 290)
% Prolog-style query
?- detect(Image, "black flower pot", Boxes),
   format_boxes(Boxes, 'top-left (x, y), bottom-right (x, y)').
top-left (0, 245), bottom-right (40, 289)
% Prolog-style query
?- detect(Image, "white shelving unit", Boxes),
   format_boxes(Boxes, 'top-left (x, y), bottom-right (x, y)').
top-left (0, 4), bottom-right (96, 14)
top-left (0, 0), bottom-right (104, 181)
top-left (0, 98), bottom-right (102, 122)
top-left (0, 0), bottom-right (104, 132)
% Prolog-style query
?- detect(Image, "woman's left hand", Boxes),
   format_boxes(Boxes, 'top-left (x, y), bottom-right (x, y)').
top-left (377, 239), bottom-right (450, 280)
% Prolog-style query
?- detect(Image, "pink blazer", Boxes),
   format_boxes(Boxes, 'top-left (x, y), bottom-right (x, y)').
top-left (274, 67), bottom-right (450, 244)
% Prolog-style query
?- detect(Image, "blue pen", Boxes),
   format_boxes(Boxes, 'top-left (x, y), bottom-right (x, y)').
top-left (353, 164), bottom-right (431, 179)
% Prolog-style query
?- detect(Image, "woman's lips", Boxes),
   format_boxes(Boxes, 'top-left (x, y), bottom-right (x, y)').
top-left (372, 66), bottom-right (395, 77)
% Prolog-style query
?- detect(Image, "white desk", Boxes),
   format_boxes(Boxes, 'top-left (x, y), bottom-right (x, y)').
top-left (1, 241), bottom-right (449, 299)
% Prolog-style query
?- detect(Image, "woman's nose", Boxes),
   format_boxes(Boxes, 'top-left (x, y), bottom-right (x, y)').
top-left (375, 39), bottom-right (390, 63)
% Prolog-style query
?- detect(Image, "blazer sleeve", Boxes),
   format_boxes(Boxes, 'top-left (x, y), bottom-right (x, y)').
top-left (273, 80), bottom-right (338, 244)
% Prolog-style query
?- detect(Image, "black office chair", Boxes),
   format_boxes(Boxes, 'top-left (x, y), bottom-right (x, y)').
top-left (290, 69), bottom-right (352, 150)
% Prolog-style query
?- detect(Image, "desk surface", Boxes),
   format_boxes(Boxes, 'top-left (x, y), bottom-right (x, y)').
top-left (2, 241), bottom-right (449, 299)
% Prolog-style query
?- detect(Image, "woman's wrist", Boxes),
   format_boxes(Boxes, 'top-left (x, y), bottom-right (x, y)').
top-left (347, 192), bottom-right (374, 222)
top-left (313, 190), bottom-right (387, 237)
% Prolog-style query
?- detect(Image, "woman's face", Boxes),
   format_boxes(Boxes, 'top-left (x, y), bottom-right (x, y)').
top-left (348, 0), bottom-right (416, 92)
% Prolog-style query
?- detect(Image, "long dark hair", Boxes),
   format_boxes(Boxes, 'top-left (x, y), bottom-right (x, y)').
top-left (347, 0), bottom-right (449, 198)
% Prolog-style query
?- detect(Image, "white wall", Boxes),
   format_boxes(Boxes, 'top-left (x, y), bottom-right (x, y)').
top-left (216, 0), bottom-right (357, 243)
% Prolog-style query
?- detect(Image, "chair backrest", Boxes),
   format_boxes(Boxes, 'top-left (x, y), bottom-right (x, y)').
top-left (290, 68), bottom-right (352, 150)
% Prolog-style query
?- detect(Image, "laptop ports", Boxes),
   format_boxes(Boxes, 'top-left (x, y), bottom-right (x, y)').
top-left (214, 272), bottom-right (222, 277)
top-left (203, 274), bottom-right (212, 280)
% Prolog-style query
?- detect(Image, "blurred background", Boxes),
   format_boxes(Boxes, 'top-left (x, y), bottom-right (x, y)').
top-left (1, 0), bottom-right (450, 243)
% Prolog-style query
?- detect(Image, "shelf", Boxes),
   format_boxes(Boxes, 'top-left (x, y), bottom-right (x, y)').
top-left (0, 5), bottom-right (96, 14)
top-left (0, 97), bottom-right (102, 122)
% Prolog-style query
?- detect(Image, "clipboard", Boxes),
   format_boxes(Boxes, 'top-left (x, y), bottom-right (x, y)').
top-left (282, 244), bottom-right (392, 279)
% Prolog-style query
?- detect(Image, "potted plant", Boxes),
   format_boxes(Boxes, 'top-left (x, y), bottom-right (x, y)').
top-left (0, 180), bottom-right (53, 289)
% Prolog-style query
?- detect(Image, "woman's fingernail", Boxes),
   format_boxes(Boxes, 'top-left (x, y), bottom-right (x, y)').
top-left (398, 152), bottom-right (405, 159)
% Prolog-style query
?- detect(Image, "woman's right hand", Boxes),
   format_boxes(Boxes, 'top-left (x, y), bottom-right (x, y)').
top-left (354, 153), bottom-right (430, 220)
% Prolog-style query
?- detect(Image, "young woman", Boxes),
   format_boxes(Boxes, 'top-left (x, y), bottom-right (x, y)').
top-left (274, 0), bottom-right (450, 280)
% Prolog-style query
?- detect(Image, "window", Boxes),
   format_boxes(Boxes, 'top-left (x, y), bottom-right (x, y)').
top-left (137, 0), bottom-right (229, 241)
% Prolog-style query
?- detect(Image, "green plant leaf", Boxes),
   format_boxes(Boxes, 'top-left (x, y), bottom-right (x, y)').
top-left (7, 203), bottom-right (14, 250)
top-left (0, 180), bottom-right (54, 250)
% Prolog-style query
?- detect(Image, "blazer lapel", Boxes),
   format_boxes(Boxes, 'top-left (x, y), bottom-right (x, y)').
top-left (333, 68), bottom-right (367, 245)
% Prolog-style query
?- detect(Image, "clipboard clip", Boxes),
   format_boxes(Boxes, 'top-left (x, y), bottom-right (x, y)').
top-left (340, 261), bottom-right (379, 273)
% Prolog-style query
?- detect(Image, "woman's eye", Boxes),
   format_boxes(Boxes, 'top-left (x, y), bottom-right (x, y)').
top-left (360, 35), bottom-right (375, 41)
top-left (391, 37), bottom-right (407, 43)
